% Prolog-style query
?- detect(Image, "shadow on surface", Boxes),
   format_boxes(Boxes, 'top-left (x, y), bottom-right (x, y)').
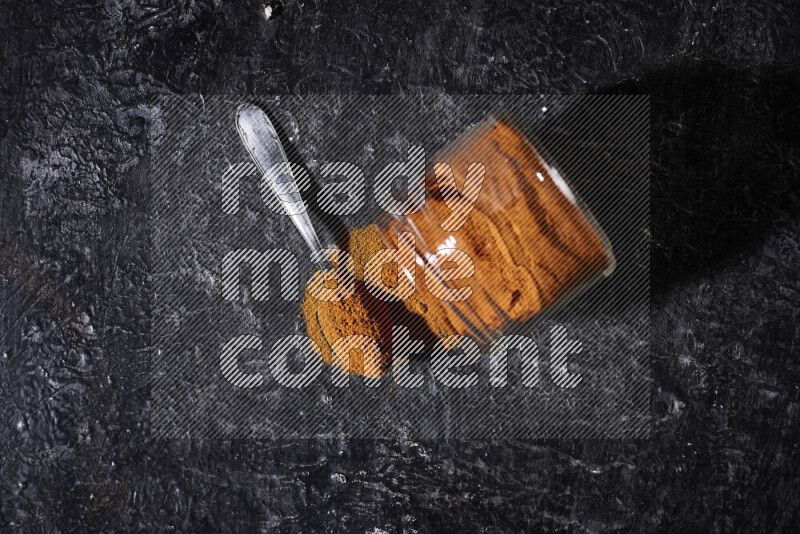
top-left (609, 62), bottom-right (800, 295)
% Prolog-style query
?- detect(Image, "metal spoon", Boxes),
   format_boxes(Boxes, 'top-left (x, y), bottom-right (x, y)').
top-left (235, 104), bottom-right (333, 270)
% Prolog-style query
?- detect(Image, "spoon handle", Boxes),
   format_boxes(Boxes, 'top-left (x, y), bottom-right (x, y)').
top-left (236, 105), bottom-right (332, 270)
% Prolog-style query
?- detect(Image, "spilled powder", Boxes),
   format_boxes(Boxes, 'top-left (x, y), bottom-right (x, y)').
top-left (302, 282), bottom-right (392, 378)
top-left (300, 225), bottom-right (451, 378)
top-left (300, 226), bottom-right (394, 378)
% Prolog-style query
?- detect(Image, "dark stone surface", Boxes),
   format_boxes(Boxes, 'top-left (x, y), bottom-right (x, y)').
top-left (1, 0), bottom-right (798, 531)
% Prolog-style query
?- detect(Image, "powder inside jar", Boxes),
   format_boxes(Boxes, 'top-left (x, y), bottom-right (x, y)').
top-left (301, 118), bottom-right (613, 376)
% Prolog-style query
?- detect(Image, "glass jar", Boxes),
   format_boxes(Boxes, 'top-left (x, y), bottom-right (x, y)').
top-left (372, 112), bottom-right (615, 345)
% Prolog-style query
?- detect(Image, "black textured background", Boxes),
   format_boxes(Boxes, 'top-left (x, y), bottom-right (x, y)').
top-left (1, 0), bottom-right (799, 531)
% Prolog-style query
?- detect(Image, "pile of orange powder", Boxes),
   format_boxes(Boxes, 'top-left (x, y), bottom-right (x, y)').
top-left (301, 225), bottom-right (453, 379)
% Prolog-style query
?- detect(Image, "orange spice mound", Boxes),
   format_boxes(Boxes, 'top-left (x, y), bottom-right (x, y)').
top-left (301, 227), bottom-right (395, 378)
top-left (301, 281), bottom-right (392, 378)
top-left (301, 225), bottom-right (454, 378)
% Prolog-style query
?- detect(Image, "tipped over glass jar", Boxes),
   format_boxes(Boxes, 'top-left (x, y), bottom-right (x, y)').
top-left (368, 112), bottom-right (616, 345)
